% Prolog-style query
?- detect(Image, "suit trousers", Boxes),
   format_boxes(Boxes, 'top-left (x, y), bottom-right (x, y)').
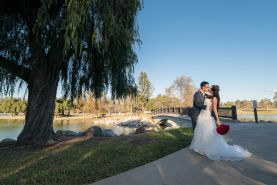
top-left (191, 117), bottom-right (197, 133)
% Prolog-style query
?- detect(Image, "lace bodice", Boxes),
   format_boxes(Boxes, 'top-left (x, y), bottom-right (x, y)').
top-left (204, 98), bottom-right (212, 112)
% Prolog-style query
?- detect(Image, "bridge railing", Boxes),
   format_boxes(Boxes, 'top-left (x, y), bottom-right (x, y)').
top-left (151, 106), bottom-right (238, 120)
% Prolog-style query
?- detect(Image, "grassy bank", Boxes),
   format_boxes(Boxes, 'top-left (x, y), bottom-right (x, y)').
top-left (0, 128), bottom-right (193, 185)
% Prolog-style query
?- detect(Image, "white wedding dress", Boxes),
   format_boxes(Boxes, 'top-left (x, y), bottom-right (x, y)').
top-left (189, 98), bottom-right (251, 161)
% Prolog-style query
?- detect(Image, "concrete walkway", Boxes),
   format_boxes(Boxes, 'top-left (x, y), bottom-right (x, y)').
top-left (91, 123), bottom-right (277, 185)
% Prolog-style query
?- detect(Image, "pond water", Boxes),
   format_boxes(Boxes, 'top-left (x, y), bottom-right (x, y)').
top-left (0, 119), bottom-right (136, 141)
top-left (238, 114), bottom-right (277, 121)
top-left (2, 113), bottom-right (276, 141)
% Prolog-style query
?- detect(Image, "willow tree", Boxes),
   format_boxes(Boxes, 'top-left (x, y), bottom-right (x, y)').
top-left (0, 0), bottom-right (142, 146)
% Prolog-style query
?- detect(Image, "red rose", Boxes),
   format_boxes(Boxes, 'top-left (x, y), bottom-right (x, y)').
top-left (216, 124), bottom-right (230, 135)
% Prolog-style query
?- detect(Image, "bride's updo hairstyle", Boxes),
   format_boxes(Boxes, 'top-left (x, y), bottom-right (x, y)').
top-left (211, 85), bottom-right (220, 108)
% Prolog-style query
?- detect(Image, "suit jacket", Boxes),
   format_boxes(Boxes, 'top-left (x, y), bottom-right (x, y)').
top-left (190, 91), bottom-right (207, 119)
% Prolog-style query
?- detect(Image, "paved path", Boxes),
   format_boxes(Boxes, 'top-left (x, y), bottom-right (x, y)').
top-left (91, 122), bottom-right (277, 185)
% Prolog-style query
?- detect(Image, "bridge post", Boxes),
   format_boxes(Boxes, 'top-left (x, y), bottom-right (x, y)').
top-left (231, 106), bottom-right (238, 120)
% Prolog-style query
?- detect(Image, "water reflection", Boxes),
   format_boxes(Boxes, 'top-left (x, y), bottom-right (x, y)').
top-left (238, 114), bottom-right (277, 121)
top-left (0, 119), bottom-right (136, 141)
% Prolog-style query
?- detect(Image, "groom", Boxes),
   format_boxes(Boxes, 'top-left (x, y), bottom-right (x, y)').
top-left (190, 81), bottom-right (210, 132)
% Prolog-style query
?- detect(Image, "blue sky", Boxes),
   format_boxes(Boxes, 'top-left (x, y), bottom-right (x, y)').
top-left (9, 0), bottom-right (277, 102)
top-left (134, 0), bottom-right (277, 102)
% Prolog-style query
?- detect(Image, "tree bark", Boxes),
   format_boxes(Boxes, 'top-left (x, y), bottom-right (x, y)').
top-left (17, 61), bottom-right (60, 146)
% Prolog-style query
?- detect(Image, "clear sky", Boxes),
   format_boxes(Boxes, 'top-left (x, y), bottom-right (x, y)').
top-left (134, 0), bottom-right (277, 102)
top-left (8, 0), bottom-right (277, 102)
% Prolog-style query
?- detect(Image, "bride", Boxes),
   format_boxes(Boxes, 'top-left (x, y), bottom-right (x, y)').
top-left (189, 85), bottom-right (251, 161)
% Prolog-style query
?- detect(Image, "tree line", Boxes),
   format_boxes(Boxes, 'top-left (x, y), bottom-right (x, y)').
top-left (0, 96), bottom-right (141, 116)
top-left (0, 71), bottom-right (153, 116)
top-left (222, 99), bottom-right (277, 110)
top-left (144, 75), bottom-right (277, 111)
top-left (1, 73), bottom-right (276, 117)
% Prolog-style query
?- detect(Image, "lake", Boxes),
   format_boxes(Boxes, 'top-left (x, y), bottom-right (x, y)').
top-left (0, 119), bottom-right (136, 141)
top-left (238, 113), bottom-right (277, 122)
top-left (1, 113), bottom-right (276, 141)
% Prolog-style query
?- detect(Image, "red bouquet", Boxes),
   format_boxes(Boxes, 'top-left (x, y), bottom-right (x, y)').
top-left (216, 123), bottom-right (230, 135)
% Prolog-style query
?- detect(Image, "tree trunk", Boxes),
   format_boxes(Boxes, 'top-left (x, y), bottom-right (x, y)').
top-left (17, 63), bottom-right (60, 146)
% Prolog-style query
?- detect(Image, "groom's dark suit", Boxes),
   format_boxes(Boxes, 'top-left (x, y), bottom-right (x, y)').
top-left (190, 91), bottom-right (207, 132)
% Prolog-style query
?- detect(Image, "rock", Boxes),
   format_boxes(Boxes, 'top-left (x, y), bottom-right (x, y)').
top-left (142, 121), bottom-right (152, 127)
top-left (81, 126), bottom-right (104, 137)
top-left (0, 138), bottom-right (16, 145)
top-left (56, 130), bottom-right (80, 136)
top-left (146, 127), bottom-right (160, 132)
top-left (103, 129), bottom-right (117, 137)
top-left (135, 126), bottom-right (146, 134)
top-left (46, 139), bottom-right (56, 146)
top-left (158, 119), bottom-right (168, 127)
top-left (158, 120), bottom-right (180, 130)
top-left (166, 120), bottom-right (180, 129)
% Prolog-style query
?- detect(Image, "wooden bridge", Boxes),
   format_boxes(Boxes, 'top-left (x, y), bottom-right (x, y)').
top-left (151, 106), bottom-right (238, 120)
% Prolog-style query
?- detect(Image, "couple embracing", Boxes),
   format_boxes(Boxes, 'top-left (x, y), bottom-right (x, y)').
top-left (189, 81), bottom-right (251, 161)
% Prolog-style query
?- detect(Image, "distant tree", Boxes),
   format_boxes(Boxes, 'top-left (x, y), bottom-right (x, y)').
top-left (273, 92), bottom-right (277, 108)
top-left (56, 98), bottom-right (73, 116)
top-left (0, 98), bottom-right (27, 115)
top-left (221, 101), bottom-right (235, 107)
top-left (259, 99), bottom-right (274, 110)
top-left (146, 95), bottom-right (180, 110)
top-left (238, 100), bottom-right (252, 110)
top-left (138, 72), bottom-right (154, 109)
top-left (0, 0), bottom-right (142, 145)
top-left (274, 92), bottom-right (277, 102)
top-left (166, 75), bottom-right (195, 106)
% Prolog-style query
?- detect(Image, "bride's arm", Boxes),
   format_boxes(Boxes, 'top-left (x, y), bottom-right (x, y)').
top-left (212, 97), bottom-right (222, 125)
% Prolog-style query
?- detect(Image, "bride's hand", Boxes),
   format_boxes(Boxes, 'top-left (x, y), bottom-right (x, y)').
top-left (217, 120), bottom-right (222, 126)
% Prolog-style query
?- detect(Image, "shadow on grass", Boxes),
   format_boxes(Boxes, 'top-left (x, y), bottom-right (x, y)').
top-left (0, 128), bottom-right (193, 185)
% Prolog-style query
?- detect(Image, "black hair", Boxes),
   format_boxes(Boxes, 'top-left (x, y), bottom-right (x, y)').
top-left (211, 85), bottom-right (220, 109)
top-left (205, 94), bottom-right (213, 99)
top-left (200, 81), bottom-right (209, 89)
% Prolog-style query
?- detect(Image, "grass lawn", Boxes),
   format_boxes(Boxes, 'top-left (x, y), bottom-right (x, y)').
top-left (0, 128), bottom-right (193, 185)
